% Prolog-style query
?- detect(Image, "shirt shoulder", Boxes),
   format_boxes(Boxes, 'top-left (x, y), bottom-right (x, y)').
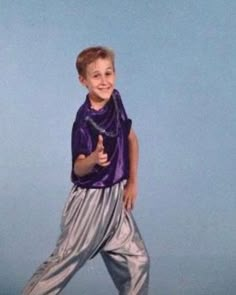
top-left (73, 99), bottom-right (89, 127)
top-left (113, 89), bottom-right (130, 121)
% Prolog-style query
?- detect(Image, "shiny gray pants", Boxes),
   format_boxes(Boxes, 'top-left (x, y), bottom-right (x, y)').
top-left (22, 181), bottom-right (150, 295)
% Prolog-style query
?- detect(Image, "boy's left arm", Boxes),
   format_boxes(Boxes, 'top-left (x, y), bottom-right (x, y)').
top-left (123, 128), bottom-right (139, 211)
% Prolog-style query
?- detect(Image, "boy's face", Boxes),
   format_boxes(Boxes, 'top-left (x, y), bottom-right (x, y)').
top-left (79, 58), bottom-right (115, 109)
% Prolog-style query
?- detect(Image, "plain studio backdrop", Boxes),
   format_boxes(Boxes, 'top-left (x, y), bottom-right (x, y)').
top-left (0, 1), bottom-right (236, 294)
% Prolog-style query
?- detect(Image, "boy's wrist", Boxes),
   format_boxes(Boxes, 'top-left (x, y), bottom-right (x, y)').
top-left (127, 177), bottom-right (137, 184)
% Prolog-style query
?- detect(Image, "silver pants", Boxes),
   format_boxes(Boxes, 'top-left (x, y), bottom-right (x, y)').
top-left (22, 181), bottom-right (150, 295)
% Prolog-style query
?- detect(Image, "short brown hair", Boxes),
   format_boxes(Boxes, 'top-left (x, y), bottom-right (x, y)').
top-left (76, 46), bottom-right (115, 77)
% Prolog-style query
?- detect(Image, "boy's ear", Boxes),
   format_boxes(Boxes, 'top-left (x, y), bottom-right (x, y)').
top-left (79, 75), bottom-right (87, 87)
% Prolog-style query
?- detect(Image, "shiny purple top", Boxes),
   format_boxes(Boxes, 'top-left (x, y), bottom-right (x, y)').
top-left (71, 89), bottom-right (132, 188)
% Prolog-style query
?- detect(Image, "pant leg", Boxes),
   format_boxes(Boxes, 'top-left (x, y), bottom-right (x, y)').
top-left (22, 182), bottom-right (125, 295)
top-left (101, 208), bottom-right (150, 295)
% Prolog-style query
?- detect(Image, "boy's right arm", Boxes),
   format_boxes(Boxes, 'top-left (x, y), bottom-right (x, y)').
top-left (73, 135), bottom-right (110, 177)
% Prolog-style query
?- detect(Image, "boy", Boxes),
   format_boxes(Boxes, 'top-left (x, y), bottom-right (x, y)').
top-left (22, 46), bottom-right (150, 295)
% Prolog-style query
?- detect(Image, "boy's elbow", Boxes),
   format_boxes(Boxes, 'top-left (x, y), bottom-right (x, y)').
top-left (73, 161), bottom-right (82, 177)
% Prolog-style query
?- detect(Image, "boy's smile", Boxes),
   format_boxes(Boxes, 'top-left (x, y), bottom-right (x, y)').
top-left (79, 58), bottom-right (115, 110)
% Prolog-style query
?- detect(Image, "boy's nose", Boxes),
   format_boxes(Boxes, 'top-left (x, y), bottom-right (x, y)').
top-left (100, 75), bottom-right (107, 84)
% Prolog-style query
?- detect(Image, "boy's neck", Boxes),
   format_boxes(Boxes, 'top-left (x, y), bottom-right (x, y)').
top-left (88, 96), bottom-right (109, 111)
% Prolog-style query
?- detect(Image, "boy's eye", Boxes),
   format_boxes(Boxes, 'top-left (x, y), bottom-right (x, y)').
top-left (92, 71), bottom-right (113, 79)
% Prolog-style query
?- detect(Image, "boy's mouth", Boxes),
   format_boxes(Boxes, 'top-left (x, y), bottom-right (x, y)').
top-left (98, 87), bottom-right (113, 93)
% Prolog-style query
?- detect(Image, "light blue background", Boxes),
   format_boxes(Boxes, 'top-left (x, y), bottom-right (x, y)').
top-left (1, 1), bottom-right (236, 294)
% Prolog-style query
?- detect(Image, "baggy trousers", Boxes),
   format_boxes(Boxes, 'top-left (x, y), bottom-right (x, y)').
top-left (22, 181), bottom-right (150, 295)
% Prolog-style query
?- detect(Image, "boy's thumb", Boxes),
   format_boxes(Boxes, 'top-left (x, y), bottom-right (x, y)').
top-left (96, 134), bottom-right (104, 152)
top-left (98, 134), bottom-right (103, 143)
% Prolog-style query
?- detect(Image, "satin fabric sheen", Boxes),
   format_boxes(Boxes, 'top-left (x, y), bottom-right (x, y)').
top-left (22, 181), bottom-right (150, 295)
top-left (71, 89), bottom-right (132, 188)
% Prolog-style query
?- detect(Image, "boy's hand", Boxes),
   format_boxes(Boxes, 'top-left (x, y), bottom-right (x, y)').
top-left (93, 135), bottom-right (110, 167)
top-left (123, 181), bottom-right (137, 211)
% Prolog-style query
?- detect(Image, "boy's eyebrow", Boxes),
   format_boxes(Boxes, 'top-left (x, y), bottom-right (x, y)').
top-left (90, 67), bottom-right (113, 74)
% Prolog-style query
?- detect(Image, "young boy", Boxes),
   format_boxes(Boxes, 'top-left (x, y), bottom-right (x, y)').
top-left (22, 46), bottom-right (150, 295)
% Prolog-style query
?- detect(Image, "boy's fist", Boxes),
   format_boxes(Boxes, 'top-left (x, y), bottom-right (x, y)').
top-left (94, 135), bottom-right (110, 167)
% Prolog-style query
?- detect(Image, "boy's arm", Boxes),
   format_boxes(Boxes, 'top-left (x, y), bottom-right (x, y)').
top-left (123, 128), bottom-right (139, 210)
top-left (73, 135), bottom-right (110, 177)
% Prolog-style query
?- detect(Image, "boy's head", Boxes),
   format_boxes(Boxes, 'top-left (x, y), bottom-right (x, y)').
top-left (76, 46), bottom-right (115, 78)
top-left (76, 46), bottom-right (116, 109)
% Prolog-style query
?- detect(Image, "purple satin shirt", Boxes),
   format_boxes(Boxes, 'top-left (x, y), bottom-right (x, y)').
top-left (71, 89), bottom-right (132, 188)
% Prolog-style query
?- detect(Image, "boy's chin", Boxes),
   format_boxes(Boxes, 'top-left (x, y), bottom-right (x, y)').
top-left (89, 89), bottom-right (114, 103)
top-left (101, 95), bottom-right (111, 101)
top-left (97, 91), bottom-right (113, 101)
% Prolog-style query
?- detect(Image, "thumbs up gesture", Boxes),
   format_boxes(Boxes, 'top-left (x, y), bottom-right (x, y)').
top-left (94, 135), bottom-right (110, 167)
